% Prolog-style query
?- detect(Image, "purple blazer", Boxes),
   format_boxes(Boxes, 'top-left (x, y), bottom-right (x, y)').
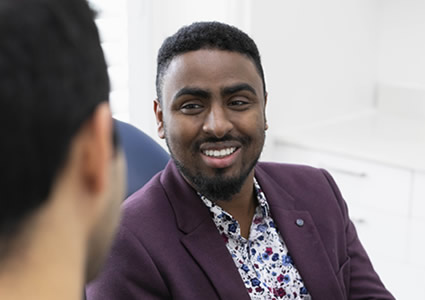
top-left (87, 161), bottom-right (394, 300)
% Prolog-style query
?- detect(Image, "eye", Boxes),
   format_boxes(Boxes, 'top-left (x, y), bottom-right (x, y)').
top-left (229, 100), bottom-right (248, 106)
top-left (228, 98), bottom-right (250, 110)
top-left (180, 102), bottom-right (204, 114)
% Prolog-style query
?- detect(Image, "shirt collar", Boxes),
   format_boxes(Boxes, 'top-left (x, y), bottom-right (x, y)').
top-left (200, 177), bottom-right (271, 220)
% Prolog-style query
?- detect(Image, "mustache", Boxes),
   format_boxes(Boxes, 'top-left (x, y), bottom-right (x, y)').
top-left (193, 134), bottom-right (252, 149)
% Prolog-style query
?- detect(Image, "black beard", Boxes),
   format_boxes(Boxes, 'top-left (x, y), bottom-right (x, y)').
top-left (164, 128), bottom-right (265, 202)
top-left (173, 155), bottom-right (259, 202)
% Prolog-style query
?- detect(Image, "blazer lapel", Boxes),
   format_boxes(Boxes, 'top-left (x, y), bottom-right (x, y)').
top-left (255, 165), bottom-right (344, 300)
top-left (160, 161), bottom-right (250, 300)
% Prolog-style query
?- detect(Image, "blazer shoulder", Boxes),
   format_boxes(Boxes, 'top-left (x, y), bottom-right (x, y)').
top-left (120, 171), bottom-right (175, 229)
top-left (255, 161), bottom-right (344, 212)
top-left (124, 171), bottom-right (165, 207)
top-left (256, 161), bottom-right (327, 184)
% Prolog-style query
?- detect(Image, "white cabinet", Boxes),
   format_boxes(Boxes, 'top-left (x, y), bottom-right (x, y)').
top-left (349, 206), bottom-right (409, 262)
top-left (271, 141), bottom-right (424, 300)
top-left (409, 172), bottom-right (425, 268)
top-left (409, 173), bottom-right (425, 269)
top-left (372, 259), bottom-right (425, 300)
top-left (272, 144), bottom-right (412, 215)
top-left (408, 218), bottom-right (425, 268)
top-left (412, 172), bottom-right (425, 219)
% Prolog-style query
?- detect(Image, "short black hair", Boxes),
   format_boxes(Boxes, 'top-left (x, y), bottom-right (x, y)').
top-left (156, 21), bottom-right (266, 102)
top-left (0, 0), bottom-right (110, 249)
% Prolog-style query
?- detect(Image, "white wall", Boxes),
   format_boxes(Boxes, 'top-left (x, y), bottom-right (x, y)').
top-left (127, 0), bottom-right (154, 133)
top-left (375, 0), bottom-right (425, 119)
top-left (377, 0), bottom-right (425, 87)
top-left (250, 0), bottom-right (379, 139)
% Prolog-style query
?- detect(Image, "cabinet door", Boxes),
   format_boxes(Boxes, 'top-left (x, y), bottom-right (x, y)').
top-left (410, 173), bottom-right (425, 268)
top-left (273, 144), bottom-right (412, 216)
top-left (349, 206), bottom-right (408, 262)
top-left (408, 218), bottom-right (425, 268)
top-left (412, 172), bottom-right (425, 219)
top-left (372, 258), bottom-right (425, 300)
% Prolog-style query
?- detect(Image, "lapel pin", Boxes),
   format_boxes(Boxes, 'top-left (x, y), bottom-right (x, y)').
top-left (295, 218), bottom-right (304, 227)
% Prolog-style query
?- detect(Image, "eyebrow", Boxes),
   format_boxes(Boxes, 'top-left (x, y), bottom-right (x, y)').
top-left (173, 83), bottom-right (257, 102)
top-left (221, 83), bottom-right (257, 97)
top-left (173, 87), bottom-right (211, 101)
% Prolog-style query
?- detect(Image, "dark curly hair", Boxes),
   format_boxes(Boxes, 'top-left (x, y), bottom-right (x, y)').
top-left (155, 21), bottom-right (266, 102)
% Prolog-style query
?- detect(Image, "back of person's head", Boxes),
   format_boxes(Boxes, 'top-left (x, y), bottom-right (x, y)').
top-left (155, 21), bottom-right (266, 102)
top-left (0, 0), bottom-right (111, 257)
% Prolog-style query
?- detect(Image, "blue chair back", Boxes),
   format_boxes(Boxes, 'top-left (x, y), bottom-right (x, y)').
top-left (115, 119), bottom-right (169, 198)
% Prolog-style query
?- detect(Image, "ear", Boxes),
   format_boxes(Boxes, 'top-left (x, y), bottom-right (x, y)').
top-left (154, 99), bottom-right (165, 139)
top-left (264, 92), bottom-right (269, 131)
top-left (79, 102), bottom-right (113, 195)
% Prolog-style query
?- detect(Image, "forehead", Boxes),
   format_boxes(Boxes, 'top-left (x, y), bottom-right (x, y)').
top-left (161, 49), bottom-right (264, 99)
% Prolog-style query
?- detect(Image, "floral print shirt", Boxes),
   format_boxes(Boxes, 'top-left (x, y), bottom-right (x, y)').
top-left (200, 178), bottom-right (312, 300)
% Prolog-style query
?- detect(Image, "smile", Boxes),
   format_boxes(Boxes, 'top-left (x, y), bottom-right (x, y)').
top-left (202, 147), bottom-right (237, 158)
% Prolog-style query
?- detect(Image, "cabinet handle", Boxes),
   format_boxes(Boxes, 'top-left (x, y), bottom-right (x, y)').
top-left (320, 164), bottom-right (368, 178)
top-left (352, 217), bottom-right (367, 225)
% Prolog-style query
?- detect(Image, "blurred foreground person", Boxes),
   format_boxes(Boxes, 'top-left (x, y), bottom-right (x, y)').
top-left (0, 0), bottom-right (126, 299)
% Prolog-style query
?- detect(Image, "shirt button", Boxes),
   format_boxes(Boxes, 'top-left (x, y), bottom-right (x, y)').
top-left (296, 218), bottom-right (304, 227)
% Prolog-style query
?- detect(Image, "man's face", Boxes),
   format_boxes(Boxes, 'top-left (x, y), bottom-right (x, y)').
top-left (86, 148), bottom-right (126, 281)
top-left (155, 49), bottom-right (267, 201)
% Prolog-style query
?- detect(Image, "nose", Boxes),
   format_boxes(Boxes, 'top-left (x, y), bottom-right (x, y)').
top-left (202, 104), bottom-right (233, 138)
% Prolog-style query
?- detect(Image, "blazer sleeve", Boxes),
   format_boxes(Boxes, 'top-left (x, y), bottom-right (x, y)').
top-left (86, 224), bottom-right (170, 300)
top-left (321, 169), bottom-right (395, 300)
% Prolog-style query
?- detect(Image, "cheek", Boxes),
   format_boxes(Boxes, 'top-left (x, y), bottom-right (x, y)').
top-left (236, 113), bottom-right (266, 135)
top-left (165, 118), bottom-right (200, 146)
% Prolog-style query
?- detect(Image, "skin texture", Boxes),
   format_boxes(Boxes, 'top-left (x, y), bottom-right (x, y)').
top-left (154, 49), bottom-right (268, 237)
top-left (0, 104), bottom-right (126, 300)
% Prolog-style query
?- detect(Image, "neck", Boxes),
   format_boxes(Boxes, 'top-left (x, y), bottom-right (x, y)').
top-left (0, 202), bottom-right (86, 300)
top-left (216, 171), bottom-right (257, 238)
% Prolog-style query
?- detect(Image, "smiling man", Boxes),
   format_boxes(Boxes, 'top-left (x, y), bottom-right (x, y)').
top-left (88, 22), bottom-right (394, 300)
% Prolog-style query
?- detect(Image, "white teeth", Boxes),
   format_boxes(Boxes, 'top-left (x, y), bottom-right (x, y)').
top-left (203, 147), bottom-right (236, 158)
